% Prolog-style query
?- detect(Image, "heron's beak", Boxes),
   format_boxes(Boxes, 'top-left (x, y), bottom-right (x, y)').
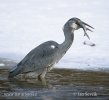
top-left (79, 21), bottom-right (94, 40)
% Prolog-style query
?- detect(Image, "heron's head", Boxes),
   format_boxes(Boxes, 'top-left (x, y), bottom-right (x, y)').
top-left (65, 17), bottom-right (94, 39)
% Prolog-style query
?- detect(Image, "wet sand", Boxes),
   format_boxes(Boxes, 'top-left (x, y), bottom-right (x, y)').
top-left (0, 59), bottom-right (109, 99)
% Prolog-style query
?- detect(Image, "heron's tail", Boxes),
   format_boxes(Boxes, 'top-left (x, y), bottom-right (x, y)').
top-left (8, 65), bottom-right (21, 78)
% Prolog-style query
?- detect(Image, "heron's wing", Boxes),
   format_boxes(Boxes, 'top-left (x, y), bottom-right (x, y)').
top-left (12, 41), bottom-right (59, 74)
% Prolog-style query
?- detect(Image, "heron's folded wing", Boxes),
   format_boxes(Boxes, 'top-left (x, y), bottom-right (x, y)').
top-left (18, 41), bottom-right (59, 73)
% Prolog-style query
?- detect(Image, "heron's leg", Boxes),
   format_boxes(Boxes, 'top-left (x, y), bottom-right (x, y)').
top-left (38, 68), bottom-right (47, 86)
top-left (38, 68), bottom-right (47, 80)
top-left (47, 66), bottom-right (52, 72)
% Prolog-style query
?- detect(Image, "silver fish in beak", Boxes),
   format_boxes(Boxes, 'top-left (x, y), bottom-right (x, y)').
top-left (79, 21), bottom-right (94, 40)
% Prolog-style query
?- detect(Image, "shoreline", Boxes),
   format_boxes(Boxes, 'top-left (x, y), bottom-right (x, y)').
top-left (0, 57), bottom-right (109, 73)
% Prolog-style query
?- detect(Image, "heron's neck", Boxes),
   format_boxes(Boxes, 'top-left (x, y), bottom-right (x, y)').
top-left (60, 26), bottom-right (74, 52)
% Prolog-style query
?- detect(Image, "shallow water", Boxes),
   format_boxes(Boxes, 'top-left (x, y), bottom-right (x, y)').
top-left (0, 68), bottom-right (109, 100)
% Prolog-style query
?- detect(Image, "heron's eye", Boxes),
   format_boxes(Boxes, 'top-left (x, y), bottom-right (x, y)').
top-left (75, 22), bottom-right (79, 25)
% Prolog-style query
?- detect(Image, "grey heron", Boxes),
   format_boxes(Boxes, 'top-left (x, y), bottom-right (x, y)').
top-left (8, 17), bottom-right (94, 80)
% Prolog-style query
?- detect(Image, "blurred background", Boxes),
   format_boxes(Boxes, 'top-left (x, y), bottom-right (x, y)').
top-left (0, 0), bottom-right (109, 71)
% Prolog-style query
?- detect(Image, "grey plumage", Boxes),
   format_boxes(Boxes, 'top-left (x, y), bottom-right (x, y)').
top-left (8, 17), bottom-right (94, 79)
top-left (9, 41), bottom-right (59, 77)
